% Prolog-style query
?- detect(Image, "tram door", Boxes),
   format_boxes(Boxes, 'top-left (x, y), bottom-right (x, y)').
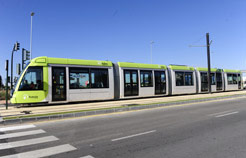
top-left (216, 72), bottom-right (223, 90)
top-left (52, 67), bottom-right (66, 101)
top-left (154, 71), bottom-right (166, 94)
top-left (201, 72), bottom-right (208, 92)
top-left (238, 74), bottom-right (241, 89)
top-left (124, 70), bottom-right (139, 96)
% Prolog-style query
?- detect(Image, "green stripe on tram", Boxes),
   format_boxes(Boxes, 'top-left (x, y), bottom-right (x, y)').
top-left (118, 62), bottom-right (167, 69)
top-left (223, 69), bottom-right (241, 73)
top-left (169, 65), bottom-right (194, 71)
top-left (196, 67), bottom-right (218, 72)
top-left (30, 56), bottom-right (113, 67)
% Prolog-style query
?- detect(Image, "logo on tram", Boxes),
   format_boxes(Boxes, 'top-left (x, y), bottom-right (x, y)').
top-left (23, 94), bottom-right (29, 100)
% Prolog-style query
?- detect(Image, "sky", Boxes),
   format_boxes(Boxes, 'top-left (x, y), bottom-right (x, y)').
top-left (0, 0), bottom-right (246, 82)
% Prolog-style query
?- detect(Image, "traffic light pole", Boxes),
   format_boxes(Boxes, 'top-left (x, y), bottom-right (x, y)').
top-left (206, 33), bottom-right (212, 94)
top-left (10, 48), bottom-right (14, 90)
top-left (11, 42), bottom-right (20, 90)
top-left (22, 48), bottom-right (24, 70)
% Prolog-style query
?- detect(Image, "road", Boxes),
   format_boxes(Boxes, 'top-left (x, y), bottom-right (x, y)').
top-left (1, 96), bottom-right (246, 158)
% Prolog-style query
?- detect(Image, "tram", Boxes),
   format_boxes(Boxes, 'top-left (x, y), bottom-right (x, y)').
top-left (10, 56), bottom-right (243, 104)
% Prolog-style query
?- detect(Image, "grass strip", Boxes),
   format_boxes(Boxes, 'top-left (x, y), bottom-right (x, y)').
top-left (3, 93), bottom-right (246, 121)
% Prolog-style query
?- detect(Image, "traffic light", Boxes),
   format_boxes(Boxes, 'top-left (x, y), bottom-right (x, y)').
top-left (24, 50), bottom-right (30, 60)
top-left (14, 42), bottom-right (20, 51)
top-left (16, 63), bottom-right (21, 75)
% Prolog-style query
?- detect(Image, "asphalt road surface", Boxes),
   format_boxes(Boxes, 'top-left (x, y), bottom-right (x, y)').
top-left (1, 96), bottom-right (246, 158)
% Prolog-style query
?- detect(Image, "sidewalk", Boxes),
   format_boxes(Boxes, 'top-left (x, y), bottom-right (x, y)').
top-left (1, 91), bottom-right (246, 119)
top-left (0, 100), bottom-right (10, 105)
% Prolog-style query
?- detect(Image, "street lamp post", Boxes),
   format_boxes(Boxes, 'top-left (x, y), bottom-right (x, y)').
top-left (150, 41), bottom-right (154, 64)
top-left (30, 12), bottom-right (35, 60)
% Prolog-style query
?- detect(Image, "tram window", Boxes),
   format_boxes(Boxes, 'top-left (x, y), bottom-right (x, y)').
top-left (125, 72), bottom-right (131, 83)
top-left (201, 72), bottom-right (208, 83)
top-left (91, 69), bottom-right (109, 88)
top-left (210, 73), bottom-right (216, 85)
top-left (161, 73), bottom-right (166, 83)
top-left (184, 72), bottom-right (193, 86)
top-left (238, 74), bottom-right (241, 82)
top-left (176, 72), bottom-right (184, 86)
top-left (69, 68), bottom-right (90, 89)
top-left (19, 67), bottom-right (43, 91)
top-left (233, 74), bottom-right (238, 84)
top-left (227, 74), bottom-right (233, 84)
top-left (176, 71), bottom-right (193, 86)
top-left (216, 73), bottom-right (222, 82)
top-left (140, 71), bottom-right (153, 87)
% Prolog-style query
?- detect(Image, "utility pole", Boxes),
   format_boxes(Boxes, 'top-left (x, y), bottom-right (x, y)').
top-left (5, 60), bottom-right (9, 110)
top-left (206, 33), bottom-right (211, 94)
top-left (189, 33), bottom-right (213, 94)
top-left (150, 41), bottom-right (154, 64)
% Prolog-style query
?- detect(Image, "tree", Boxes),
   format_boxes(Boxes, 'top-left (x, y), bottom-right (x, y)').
top-left (0, 75), bottom-right (3, 90)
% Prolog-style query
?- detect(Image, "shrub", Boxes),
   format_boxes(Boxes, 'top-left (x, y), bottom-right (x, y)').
top-left (0, 90), bottom-right (10, 100)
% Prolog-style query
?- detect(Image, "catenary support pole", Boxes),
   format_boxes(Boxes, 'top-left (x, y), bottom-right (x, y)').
top-left (206, 33), bottom-right (212, 94)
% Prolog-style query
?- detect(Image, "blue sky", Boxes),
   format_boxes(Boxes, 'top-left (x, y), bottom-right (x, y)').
top-left (0, 0), bottom-right (246, 81)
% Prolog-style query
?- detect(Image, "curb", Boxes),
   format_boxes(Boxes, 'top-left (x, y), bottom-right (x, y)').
top-left (1, 94), bottom-right (245, 126)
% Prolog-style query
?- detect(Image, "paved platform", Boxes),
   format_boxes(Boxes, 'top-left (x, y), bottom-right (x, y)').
top-left (0, 91), bottom-right (246, 118)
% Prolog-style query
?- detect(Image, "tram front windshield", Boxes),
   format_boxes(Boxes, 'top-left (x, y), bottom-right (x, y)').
top-left (18, 66), bottom-right (43, 91)
top-left (11, 63), bottom-right (30, 96)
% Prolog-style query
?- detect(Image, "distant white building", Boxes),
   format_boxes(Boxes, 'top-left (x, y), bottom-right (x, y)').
top-left (243, 76), bottom-right (246, 89)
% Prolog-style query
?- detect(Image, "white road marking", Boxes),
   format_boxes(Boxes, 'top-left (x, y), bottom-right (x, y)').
top-left (208, 110), bottom-right (235, 116)
top-left (0, 144), bottom-right (76, 158)
top-left (215, 111), bottom-right (239, 118)
top-left (80, 155), bottom-right (95, 158)
top-left (0, 129), bottom-right (46, 140)
top-left (0, 136), bottom-right (58, 150)
top-left (0, 124), bottom-right (35, 132)
top-left (111, 130), bottom-right (156, 142)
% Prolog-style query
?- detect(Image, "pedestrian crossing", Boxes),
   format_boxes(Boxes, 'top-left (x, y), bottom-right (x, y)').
top-left (0, 124), bottom-right (77, 158)
top-left (0, 124), bottom-right (36, 132)
top-left (0, 129), bottom-right (46, 139)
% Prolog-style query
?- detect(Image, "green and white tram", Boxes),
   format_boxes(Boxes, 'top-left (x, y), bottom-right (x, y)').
top-left (10, 56), bottom-right (243, 105)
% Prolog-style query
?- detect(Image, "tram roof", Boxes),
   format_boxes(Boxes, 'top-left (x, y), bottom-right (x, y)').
top-left (30, 56), bottom-right (113, 67)
top-left (196, 67), bottom-right (218, 72)
top-left (169, 65), bottom-right (194, 71)
top-left (223, 69), bottom-right (241, 73)
top-left (118, 62), bottom-right (167, 69)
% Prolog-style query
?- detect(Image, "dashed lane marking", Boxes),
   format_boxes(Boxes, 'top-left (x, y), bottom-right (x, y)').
top-left (80, 155), bottom-right (95, 158)
top-left (112, 130), bottom-right (156, 142)
top-left (208, 110), bottom-right (235, 116)
top-left (215, 111), bottom-right (239, 118)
